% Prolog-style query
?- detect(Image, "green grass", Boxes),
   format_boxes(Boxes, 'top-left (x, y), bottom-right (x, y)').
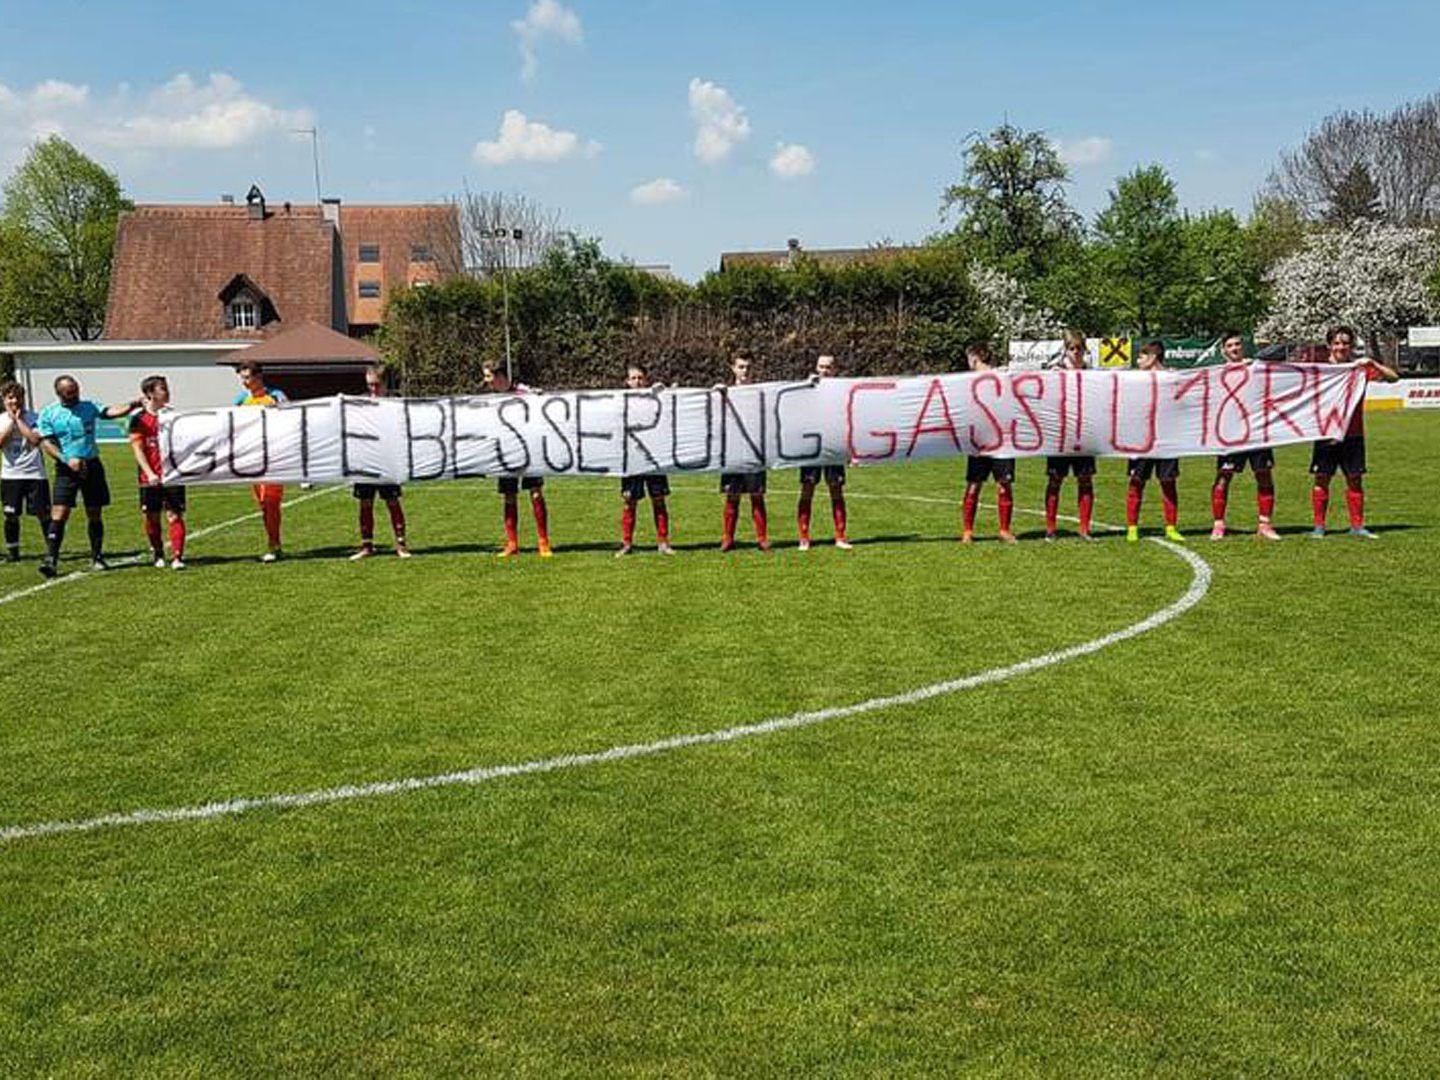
top-left (1, 412), bottom-right (1437, 1076)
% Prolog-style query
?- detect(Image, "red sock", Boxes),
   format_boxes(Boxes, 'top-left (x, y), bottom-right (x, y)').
top-left (1044, 482), bottom-right (1060, 533)
top-left (1211, 482), bottom-right (1228, 522)
top-left (169, 517), bottom-right (186, 559)
top-left (831, 494), bottom-right (847, 540)
top-left (358, 501), bottom-right (376, 543)
top-left (997, 485), bottom-right (1014, 533)
top-left (1125, 480), bottom-right (1143, 528)
top-left (1160, 480), bottom-right (1178, 528)
top-left (797, 492), bottom-right (813, 542)
top-left (751, 495), bottom-right (769, 544)
top-left (722, 497), bottom-right (738, 545)
top-left (262, 499), bottom-right (282, 548)
top-left (503, 497), bottom-right (519, 548)
top-left (621, 503), bottom-right (636, 546)
top-left (962, 486), bottom-right (980, 532)
top-left (653, 500), bottom-right (670, 543)
top-left (1077, 480), bottom-right (1094, 535)
top-left (387, 500), bottom-right (406, 541)
top-left (531, 494), bottom-right (550, 546)
top-left (143, 515), bottom-right (163, 556)
top-left (1257, 485), bottom-right (1276, 522)
top-left (1311, 484), bottom-right (1329, 528)
top-left (1345, 480), bottom-right (1365, 528)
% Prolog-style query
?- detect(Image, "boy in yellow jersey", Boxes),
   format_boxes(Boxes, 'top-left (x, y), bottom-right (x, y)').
top-left (234, 361), bottom-right (288, 562)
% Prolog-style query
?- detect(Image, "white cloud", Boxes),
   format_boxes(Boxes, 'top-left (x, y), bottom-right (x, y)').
top-left (688, 77), bottom-right (749, 164)
top-left (0, 72), bottom-right (313, 156)
top-left (630, 177), bottom-right (687, 205)
top-left (769, 142), bottom-right (815, 179)
top-left (511, 0), bottom-right (583, 83)
top-left (473, 109), bottom-right (600, 165)
top-left (1055, 136), bottom-right (1113, 167)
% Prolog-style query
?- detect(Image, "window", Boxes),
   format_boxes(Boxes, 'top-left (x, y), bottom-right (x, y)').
top-left (358, 243), bottom-right (380, 263)
top-left (358, 280), bottom-right (382, 299)
top-left (227, 297), bottom-right (257, 329)
top-left (410, 243), bottom-right (432, 262)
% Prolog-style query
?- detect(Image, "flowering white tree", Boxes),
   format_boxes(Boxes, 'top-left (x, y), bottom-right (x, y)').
top-left (1260, 220), bottom-right (1440, 349)
top-left (967, 262), bottom-right (1064, 341)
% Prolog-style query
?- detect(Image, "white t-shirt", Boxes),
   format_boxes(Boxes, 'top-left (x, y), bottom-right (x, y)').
top-left (0, 410), bottom-right (46, 481)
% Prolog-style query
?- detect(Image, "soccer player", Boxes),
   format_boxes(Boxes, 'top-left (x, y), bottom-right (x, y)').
top-left (1308, 325), bottom-right (1399, 539)
top-left (234, 361), bottom-right (288, 562)
top-left (960, 341), bottom-right (1016, 544)
top-left (718, 353), bottom-right (770, 552)
top-left (1043, 329), bottom-right (1096, 541)
top-left (1209, 331), bottom-right (1279, 541)
top-left (483, 361), bottom-right (551, 558)
top-left (34, 375), bottom-right (140, 577)
top-left (616, 363), bottom-right (674, 557)
top-left (128, 375), bottom-right (188, 570)
top-left (351, 366), bottom-right (411, 560)
top-left (796, 353), bottom-right (851, 551)
top-left (1124, 341), bottom-right (1185, 544)
top-left (0, 382), bottom-right (51, 563)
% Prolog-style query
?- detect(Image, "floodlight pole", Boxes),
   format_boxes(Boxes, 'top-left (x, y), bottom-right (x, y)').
top-left (291, 127), bottom-right (323, 202)
top-left (499, 231), bottom-right (514, 384)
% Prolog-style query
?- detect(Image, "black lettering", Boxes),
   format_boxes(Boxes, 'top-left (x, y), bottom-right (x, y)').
top-left (340, 396), bottom-right (382, 479)
top-left (404, 399), bottom-right (449, 481)
top-left (226, 409), bottom-right (268, 478)
top-left (449, 397), bottom-right (493, 479)
top-left (540, 396), bottom-right (575, 471)
top-left (291, 399), bottom-right (332, 479)
top-left (720, 387), bottom-right (765, 470)
top-left (574, 392), bottom-right (614, 474)
top-left (670, 390), bottom-right (713, 470)
top-left (167, 411), bottom-right (218, 477)
top-left (496, 397), bottom-right (532, 472)
top-left (774, 383), bottom-right (821, 463)
top-left (622, 390), bottom-right (663, 475)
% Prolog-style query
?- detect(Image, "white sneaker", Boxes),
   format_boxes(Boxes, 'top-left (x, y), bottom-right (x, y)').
top-left (797, 539), bottom-right (811, 552)
top-left (260, 550), bottom-right (279, 564)
top-left (349, 546), bottom-right (375, 561)
top-left (171, 558), bottom-right (186, 571)
top-left (153, 555), bottom-right (167, 569)
top-left (834, 538), bottom-right (853, 550)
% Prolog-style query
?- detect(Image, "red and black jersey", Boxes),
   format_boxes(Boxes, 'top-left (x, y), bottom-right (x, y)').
top-left (128, 408), bottom-right (162, 481)
top-left (1347, 365), bottom-right (1381, 438)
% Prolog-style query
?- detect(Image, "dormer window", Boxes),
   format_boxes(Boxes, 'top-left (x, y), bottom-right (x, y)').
top-left (228, 296), bottom-right (258, 329)
top-left (218, 273), bottom-right (277, 331)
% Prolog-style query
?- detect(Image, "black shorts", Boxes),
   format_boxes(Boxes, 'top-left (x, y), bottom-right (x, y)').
top-left (1046, 455), bottom-right (1096, 478)
top-left (720, 471), bottom-right (767, 495)
top-left (139, 485), bottom-right (187, 513)
top-left (799, 465), bottom-right (846, 487)
top-left (1216, 449), bottom-right (1275, 474)
top-left (497, 476), bottom-right (545, 495)
top-left (1, 477), bottom-right (51, 517)
top-left (965, 456), bottom-right (1016, 485)
top-left (621, 474), bottom-right (670, 501)
top-left (1127, 458), bottom-right (1180, 482)
top-left (353, 483), bottom-right (403, 501)
top-left (1309, 436), bottom-right (1366, 477)
top-left (52, 458), bottom-right (110, 509)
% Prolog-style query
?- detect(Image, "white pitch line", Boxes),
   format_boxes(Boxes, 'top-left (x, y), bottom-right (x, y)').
top-left (0, 485), bottom-right (343, 608)
top-left (0, 538), bottom-right (1211, 845)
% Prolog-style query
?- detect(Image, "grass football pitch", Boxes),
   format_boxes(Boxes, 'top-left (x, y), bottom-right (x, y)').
top-left (1, 411), bottom-right (1437, 1076)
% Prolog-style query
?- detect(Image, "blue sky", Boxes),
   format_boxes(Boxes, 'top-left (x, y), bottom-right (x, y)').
top-left (3, 0), bottom-right (1439, 279)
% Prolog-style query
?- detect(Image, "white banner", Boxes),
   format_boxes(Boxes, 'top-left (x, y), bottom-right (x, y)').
top-left (161, 363), bottom-right (1370, 486)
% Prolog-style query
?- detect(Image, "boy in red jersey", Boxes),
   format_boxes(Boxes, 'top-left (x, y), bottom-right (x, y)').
top-left (1308, 325), bottom-right (1399, 540)
top-left (960, 341), bottom-right (1016, 544)
top-left (1124, 341), bottom-right (1185, 544)
top-left (1043, 329), bottom-right (1096, 541)
top-left (483, 361), bottom-right (551, 558)
top-left (796, 354), bottom-right (851, 551)
top-left (350, 366), bottom-right (411, 560)
top-left (234, 361), bottom-right (287, 562)
top-left (616, 363), bottom-right (674, 557)
top-left (128, 375), bottom-right (187, 570)
top-left (718, 353), bottom-right (769, 552)
top-left (1209, 331), bottom-right (1279, 541)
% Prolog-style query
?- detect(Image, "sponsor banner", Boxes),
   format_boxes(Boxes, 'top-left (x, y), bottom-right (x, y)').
top-left (1009, 335), bottom-right (1257, 369)
top-left (161, 363), bottom-right (1369, 486)
top-left (1365, 378), bottom-right (1440, 409)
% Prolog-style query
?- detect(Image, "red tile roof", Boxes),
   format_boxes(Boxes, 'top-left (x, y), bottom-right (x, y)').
top-left (216, 321), bottom-right (380, 367)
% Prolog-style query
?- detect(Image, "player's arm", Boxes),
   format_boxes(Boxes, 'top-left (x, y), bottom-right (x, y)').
top-left (102, 398), bottom-right (142, 419)
top-left (37, 433), bottom-right (68, 466)
top-left (128, 424), bottom-right (159, 484)
top-left (11, 411), bottom-right (43, 446)
top-left (1362, 357), bottom-right (1400, 383)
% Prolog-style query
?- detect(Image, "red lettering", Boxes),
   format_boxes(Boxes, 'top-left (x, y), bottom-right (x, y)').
top-left (1056, 370), bottom-right (1069, 453)
top-left (968, 373), bottom-right (1005, 453)
top-left (1072, 370), bottom-right (1086, 451)
top-left (1312, 365), bottom-right (1366, 438)
top-left (1260, 362), bottom-right (1308, 442)
top-left (1172, 369), bottom-right (1213, 446)
top-left (845, 381), bottom-right (898, 461)
top-left (905, 378), bottom-right (963, 457)
top-left (1010, 374), bottom-right (1045, 451)
top-left (1108, 371), bottom-right (1157, 455)
top-left (1214, 363), bottom-right (1253, 447)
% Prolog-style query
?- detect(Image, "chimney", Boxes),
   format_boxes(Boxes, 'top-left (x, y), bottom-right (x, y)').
top-left (220, 193), bottom-right (235, 205)
top-left (322, 197), bottom-right (341, 228)
top-left (245, 184), bottom-right (266, 220)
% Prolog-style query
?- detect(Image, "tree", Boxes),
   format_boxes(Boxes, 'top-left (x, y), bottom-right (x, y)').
top-left (1092, 165), bottom-right (1184, 335)
top-left (444, 184), bottom-right (564, 276)
top-left (0, 136), bottom-right (131, 339)
top-left (940, 122), bottom-right (1081, 281)
top-left (1259, 220), bottom-right (1440, 359)
top-left (1267, 93), bottom-right (1440, 225)
top-left (1247, 195), bottom-right (1311, 272)
top-left (966, 262), bottom-right (1062, 341)
top-left (1324, 162), bottom-right (1384, 226)
top-left (1166, 209), bottom-right (1267, 336)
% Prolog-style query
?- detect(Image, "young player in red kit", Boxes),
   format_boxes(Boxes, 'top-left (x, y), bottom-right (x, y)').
top-left (1044, 329), bottom-right (1096, 541)
top-left (616, 364), bottom-right (675, 557)
top-left (1124, 341), bottom-right (1186, 544)
top-left (483, 361), bottom-right (552, 558)
top-left (351, 366), bottom-right (412, 560)
top-left (128, 375), bottom-right (188, 569)
top-left (1309, 325), bottom-right (1399, 539)
top-left (718, 354), bottom-right (770, 552)
top-left (1209, 331), bottom-right (1280, 541)
top-left (960, 341), bottom-right (1016, 544)
top-left (796, 354), bottom-right (851, 551)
